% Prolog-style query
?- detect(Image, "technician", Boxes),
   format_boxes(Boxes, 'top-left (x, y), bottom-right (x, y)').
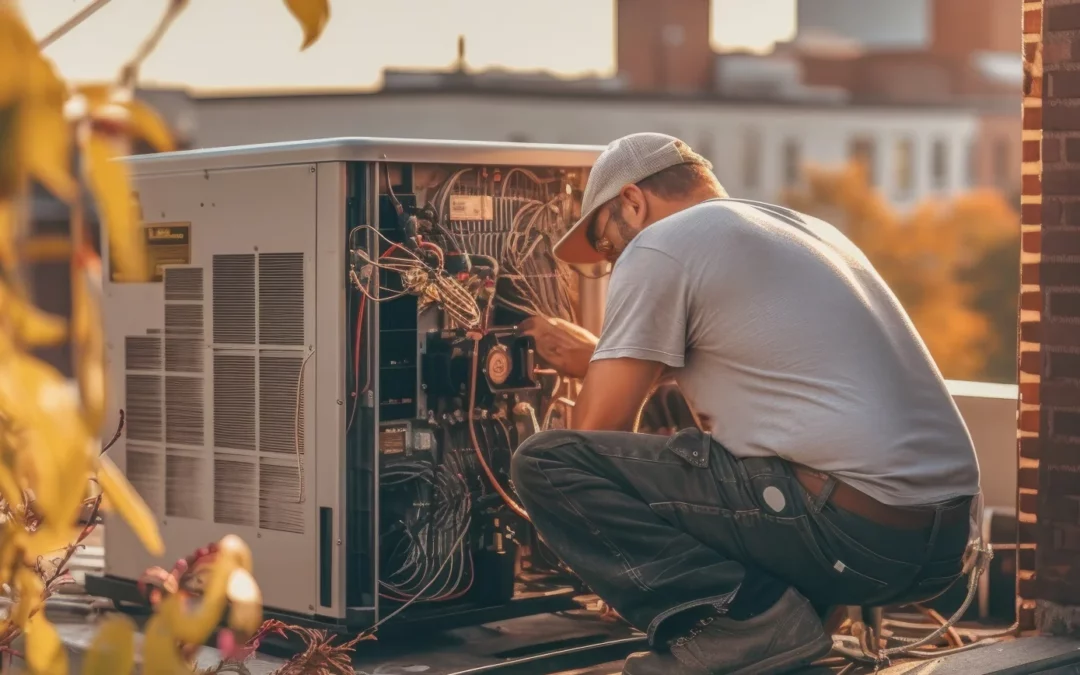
top-left (512, 132), bottom-right (981, 675)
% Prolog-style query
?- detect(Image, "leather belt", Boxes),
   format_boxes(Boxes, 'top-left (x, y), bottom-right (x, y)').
top-left (793, 466), bottom-right (963, 530)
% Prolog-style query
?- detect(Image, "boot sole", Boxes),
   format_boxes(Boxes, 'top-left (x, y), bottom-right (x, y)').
top-left (726, 632), bottom-right (834, 675)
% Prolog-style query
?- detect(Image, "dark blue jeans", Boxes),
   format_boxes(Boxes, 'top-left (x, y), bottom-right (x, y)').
top-left (510, 428), bottom-right (972, 646)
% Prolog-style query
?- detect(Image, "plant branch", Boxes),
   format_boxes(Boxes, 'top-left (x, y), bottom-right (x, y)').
top-left (38, 0), bottom-right (117, 50)
top-left (119, 0), bottom-right (190, 92)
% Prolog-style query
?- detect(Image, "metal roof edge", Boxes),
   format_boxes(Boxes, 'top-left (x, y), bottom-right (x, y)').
top-left (122, 137), bottom-right (606, 174)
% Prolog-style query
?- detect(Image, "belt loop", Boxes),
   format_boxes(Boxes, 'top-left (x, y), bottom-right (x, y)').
top-left (810, 476), bottom-right (838, 514)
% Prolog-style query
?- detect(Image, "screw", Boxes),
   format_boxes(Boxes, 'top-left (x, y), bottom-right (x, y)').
top-left (336, 399), bottom-right (343, 405)
top-left (337, 539), bottom-right (342, 546)
top-left (309, 605), bottom-right (315, 611)
top-left (254, 246), bottom-right (259, 251)
top-left (257, 533), bottom-right (262, 539)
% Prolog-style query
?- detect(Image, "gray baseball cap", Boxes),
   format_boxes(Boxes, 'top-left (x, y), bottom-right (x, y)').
top-left (553, 132), bottom-right (708, 265)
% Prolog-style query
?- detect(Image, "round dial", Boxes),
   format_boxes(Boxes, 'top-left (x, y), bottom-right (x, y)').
top-left (486, 345), bottom-right (512, 385)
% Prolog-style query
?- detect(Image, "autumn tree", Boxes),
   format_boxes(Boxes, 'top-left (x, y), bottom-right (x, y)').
top-left (784, 162), bottom-right (1020, 383)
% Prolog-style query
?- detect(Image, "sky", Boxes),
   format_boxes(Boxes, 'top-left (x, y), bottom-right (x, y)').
top-left (22, 0), bottom-right (798, 92)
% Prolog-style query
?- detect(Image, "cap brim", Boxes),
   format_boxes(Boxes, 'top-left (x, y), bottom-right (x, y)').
top-left (553, 208), bottom-right (607, 266)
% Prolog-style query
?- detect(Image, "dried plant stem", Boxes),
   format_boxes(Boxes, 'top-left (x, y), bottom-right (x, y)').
top-left (37, 0), bottom-right (117, 50)
top-left (119, 0), bottom-right (190, 92)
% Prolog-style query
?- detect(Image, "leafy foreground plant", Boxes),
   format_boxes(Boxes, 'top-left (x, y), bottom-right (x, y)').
top-left (0, 1), bottom-right (331, 672)
top-left (140, 546), bottom-right (383, 675)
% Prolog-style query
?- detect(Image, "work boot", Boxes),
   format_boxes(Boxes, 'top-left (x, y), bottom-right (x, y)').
top-left (622, 588), bottom-right (833, 675)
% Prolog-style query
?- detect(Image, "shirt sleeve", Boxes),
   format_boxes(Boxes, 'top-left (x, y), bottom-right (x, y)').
top-left (592, 245), bottom-right (692, 369)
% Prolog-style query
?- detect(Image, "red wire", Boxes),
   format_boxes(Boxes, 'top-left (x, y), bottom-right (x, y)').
top-left (347, 242), bottom-right (411, 430)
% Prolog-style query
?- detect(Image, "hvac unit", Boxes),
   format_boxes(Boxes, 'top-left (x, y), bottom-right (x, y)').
top-left (88, 137), bottom-right (610, 632)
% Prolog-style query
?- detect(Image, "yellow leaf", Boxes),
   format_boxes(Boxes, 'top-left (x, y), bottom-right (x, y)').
top-left (0, 464), bottom-right (23, 510)
top-left (72, 264), bottom-right (105, 431)
top-left (84, 132), bottom-right (148, 282)
top-left (143, 615), bottom-right (193, 675)
top-left (126, 100), bottom-right (175, 152)
top-left (283, 0), bottom-right (330, 50)
top-left (20, 101), bottom-right (76, 202)
top-left (25, 612), bottom-right (69, 675)
top-left (96, 455), bottom-right (163, 556)
top-left (81, 615), bottom-right (136, 675)
top-left (75, 84), bottom-right (112, 107)
top-left (0, 200), bottom-right (14, 268)
top-left (0, 6), bottom-right (37, 107)
top-left (24, 524), bottom-right (83, 558)
top-left (12, 568), bottom-right (43, 628)
top-left (226, 568), bottom-right (263, 636)
top-left (4, 287), bottom-right (68, 348)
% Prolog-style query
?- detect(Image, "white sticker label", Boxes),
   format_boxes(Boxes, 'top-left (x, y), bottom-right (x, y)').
top-left (762, 486), bottom-right (787, 513)
top-left (834, 560), bottom-right (846, 573)
top-left (449, 195), bottom-right (494, 221)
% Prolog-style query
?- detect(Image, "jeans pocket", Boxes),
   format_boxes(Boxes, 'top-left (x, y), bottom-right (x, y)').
top-left (905, 555), bottom-right (967, 605)
top-left (738, 510), bottom-right (891, 608)
top-left (791, 515), bottom-right (892, 592)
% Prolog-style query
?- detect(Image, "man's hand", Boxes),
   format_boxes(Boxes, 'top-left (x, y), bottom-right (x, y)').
top-left (520, 316), bottom-right (599, 380)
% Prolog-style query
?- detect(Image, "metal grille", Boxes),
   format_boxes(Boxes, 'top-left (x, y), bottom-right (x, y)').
top-left (165, 304), bottom-right (203, 336)
top-left (126, 449), bottom-right (164, 516)
top-left (165, 376), bottom-right (204, 447)
top-left (165, 454), bottom-right (206, 520)
top-left (125, 337), bottom-right (162, 371)
top-left (259, 459), bottom-right (304, 533)
top-left (258, 355), bottom-right (304, 455)
top-left (214, 455), bottom-right (256, 527)
top-left (212, 255), bottom-right (256, 345)
top-left (259, 253), bottom-right (305, 346)
top-left (164, 267), bottom-right (203, 302)
top-left (125, 375), bottom-right (163, 443)
top-left (213, 354), bottom-right (256, 452)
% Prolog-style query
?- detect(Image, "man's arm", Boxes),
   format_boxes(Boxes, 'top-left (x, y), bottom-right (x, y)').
top-left (572, 358), bottom-right (666, 431)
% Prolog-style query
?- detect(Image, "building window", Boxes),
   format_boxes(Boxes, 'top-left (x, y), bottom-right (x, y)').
top-left (993, 137), bottom-right (1011, 190)
top-left (782, 139), bottom-right (801, 188)
top-left (895, 137), bottom-right (915, 198)
top-left (743, 129), bottom-right (761, 190)
top-left (931, 139), bottom-right (949, 190)
top-left (849, 136), bottom-right (877, 186)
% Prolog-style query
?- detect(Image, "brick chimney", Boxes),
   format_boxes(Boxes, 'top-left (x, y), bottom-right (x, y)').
top-left (1020, 0), bottom-right (1080, 635)
top-left (616, 0), bottom-right (714, 92)
top-left (932, 0), bottom-right (1020, 57)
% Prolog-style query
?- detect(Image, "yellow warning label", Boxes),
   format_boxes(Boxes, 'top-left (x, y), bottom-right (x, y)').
top-left (109, 222), bottom-right (192, 283)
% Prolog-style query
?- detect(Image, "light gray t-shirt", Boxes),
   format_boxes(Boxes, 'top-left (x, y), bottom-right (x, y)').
top-left (592, 198), bottom-right (981, 507)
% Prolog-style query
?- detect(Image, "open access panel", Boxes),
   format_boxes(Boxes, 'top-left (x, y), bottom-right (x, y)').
top-left (88, 137), bottom-right (613, 632)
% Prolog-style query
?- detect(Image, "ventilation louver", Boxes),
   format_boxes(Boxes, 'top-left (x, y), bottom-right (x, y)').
top-left (211, 252), bottom-right (307, 534)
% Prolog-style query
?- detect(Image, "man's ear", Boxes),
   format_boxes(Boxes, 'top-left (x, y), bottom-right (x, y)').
top-left (618, 184), bottom-right (649, 226)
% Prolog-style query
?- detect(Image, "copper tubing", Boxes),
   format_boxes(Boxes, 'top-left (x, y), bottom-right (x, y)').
top-left (468, 335), bottom-right (531, 522)
top-left (914, 604), bottom-right (963, 648)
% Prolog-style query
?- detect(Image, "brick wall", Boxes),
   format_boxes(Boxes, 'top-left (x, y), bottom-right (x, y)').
top-left (616, 0), bottom-right (713, 92)
top-left (1022, 0), bottom-right (1080, 635)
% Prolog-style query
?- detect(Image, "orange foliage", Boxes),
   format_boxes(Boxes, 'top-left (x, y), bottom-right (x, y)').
top-left (784, 162), bottom-right (1020, 382)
